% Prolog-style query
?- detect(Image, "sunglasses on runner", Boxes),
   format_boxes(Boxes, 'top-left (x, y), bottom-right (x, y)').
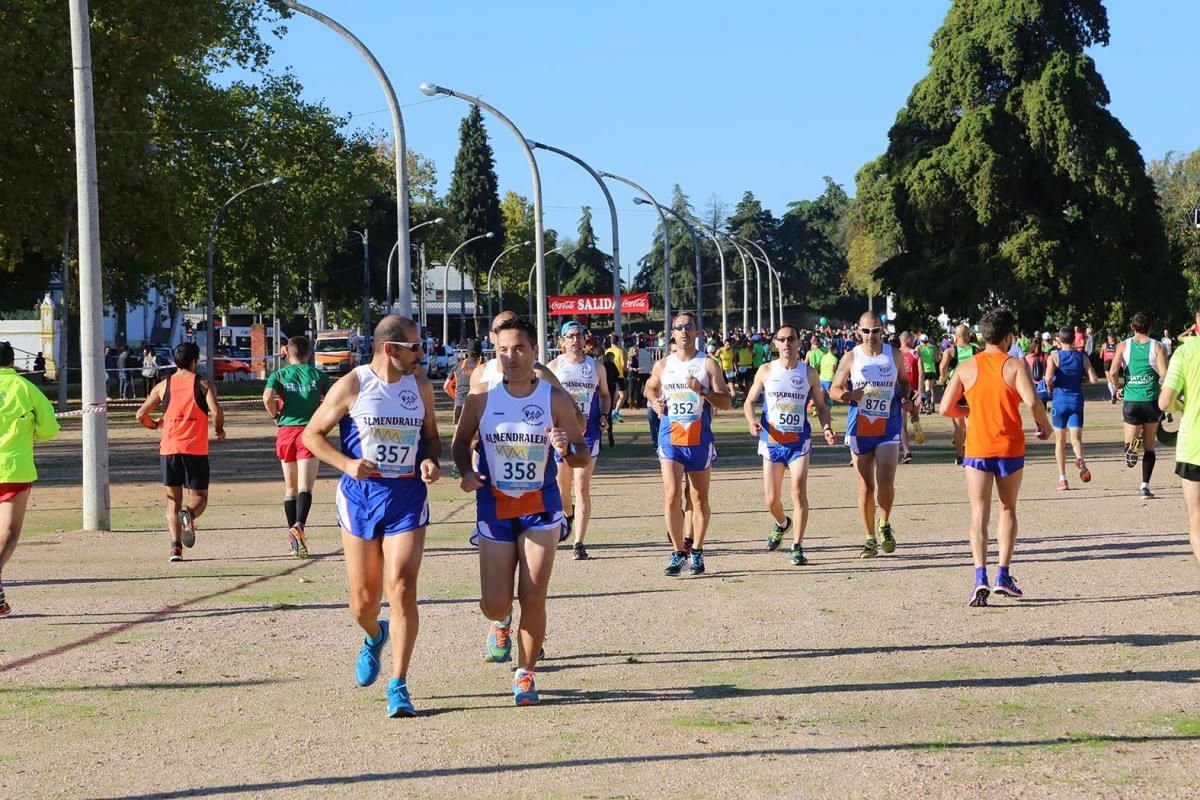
top-left (775, 335), bottom-right (798, 343)
top-left (385, 341), bottom-right (423, 351)
top-left (859, 326), bottom-right (883, 335)
top-left (672, 323), bottom-right (697, 331)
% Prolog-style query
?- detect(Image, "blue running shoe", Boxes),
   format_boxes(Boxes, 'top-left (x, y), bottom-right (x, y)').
top-left (387, 677), bottom-right (416, 718)
top-left (513, 671), bottom-right (539, 706)
top-left (968, 583), bottom-right (990, 608)
top-left (992, 574), bottom-right (1024, 599)
top-left (486, 620), bottom-right (513, 663)
top-left (355, 619), bottom-right (389, 687)
top-left (689, 550), bottom-right (705, 575)
top-left (664, 551), bottom-right (687, 576)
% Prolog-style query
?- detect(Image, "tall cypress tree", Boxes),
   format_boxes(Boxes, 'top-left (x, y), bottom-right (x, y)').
top-left (445, 106), bottom-right (505, 337)
top-left (853, 0), bottom-right (1179, 327)
top-left (562, 206), bottom-right (614, 296)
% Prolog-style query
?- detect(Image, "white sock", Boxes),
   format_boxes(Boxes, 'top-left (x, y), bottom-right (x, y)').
top-left (1107, 381), bottom-right (1116, 398)
top-left (1059, 474), bottom-right (1067, 482)
top-left (1140, 481), bottom-right (1149, 490)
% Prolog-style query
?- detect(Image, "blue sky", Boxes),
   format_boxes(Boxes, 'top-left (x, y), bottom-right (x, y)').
top-left (235, 1), bottom-right (1200, 285)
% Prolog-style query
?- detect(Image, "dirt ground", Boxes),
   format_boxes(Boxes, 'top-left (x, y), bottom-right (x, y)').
top-left (3, 392), bottom-right (1200, 799)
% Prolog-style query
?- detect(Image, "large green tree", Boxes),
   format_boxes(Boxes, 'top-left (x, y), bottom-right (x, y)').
top-left (445, 106), bottom-right (505, 336)
top-left (561, 206), bottom-right (615, 296)
top-left (1148, 149), bottom-right (1200, 315)
top-left (852, 0), bottom-right (1179, 328)
top-left (781, 178), bottom-right (851, 310)
top-left (0, 0), bottom-right (282, 289)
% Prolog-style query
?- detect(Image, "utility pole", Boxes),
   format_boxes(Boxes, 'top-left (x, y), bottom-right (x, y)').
top-left (69, 0), bottom-right (111, 530)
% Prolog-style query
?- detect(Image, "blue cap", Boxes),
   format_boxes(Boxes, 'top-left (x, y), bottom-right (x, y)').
top-left (560, 321), bottom-right (586, 336)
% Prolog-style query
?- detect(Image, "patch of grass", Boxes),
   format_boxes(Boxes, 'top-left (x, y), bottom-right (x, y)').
top-left (996, 700), bottom-right (1027, 715)
top-left (914, 736), bottom-right (959, 752)
top-left (1041, 732), bottom-right (1113, 751)
top-left (922, 663), bottom-right (974, 682)
top-left (1139, 712), bottom-right (1200, 735)
top-left (669, 714), bottom-right (755, 731)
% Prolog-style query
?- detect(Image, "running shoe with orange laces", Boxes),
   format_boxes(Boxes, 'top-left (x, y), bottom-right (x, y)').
top-left (513, 670), bottom-right (538, 706)
top-left (288, 524), bottom-right (309, 559)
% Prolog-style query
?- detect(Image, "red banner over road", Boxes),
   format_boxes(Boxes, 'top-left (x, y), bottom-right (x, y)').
top-left (548, 293), bottom-right (650, 316)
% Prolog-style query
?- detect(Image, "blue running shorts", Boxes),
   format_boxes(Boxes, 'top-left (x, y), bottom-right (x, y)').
top-left (336, 476), bottom-right (429, 539)
top-left (962, 456), bottom-right (1025, 477)
top-left (658, 442), bottom-right (716, 472)
top-left (846, 433), bottom-right (900, 457)
top-left (758, 438), bottom-right (812, 465)
top-left (1050, 401), bottom-right (1084, 430)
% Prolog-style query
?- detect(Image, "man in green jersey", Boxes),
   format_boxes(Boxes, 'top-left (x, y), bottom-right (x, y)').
top-left (264, 336), bottom-right (332, 557)
top-left (1108, 312), bottom-right (1167, 498)
top-left (939, 324), bottom-right (979, 465)
top-left (917, 333), bottom-right (938, 413)
top-left (1159, 305), bottom-right (1200, 570)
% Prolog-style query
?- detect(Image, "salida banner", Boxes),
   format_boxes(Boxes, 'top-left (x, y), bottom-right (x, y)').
top-left (547, 293), bottom-right (650, 316)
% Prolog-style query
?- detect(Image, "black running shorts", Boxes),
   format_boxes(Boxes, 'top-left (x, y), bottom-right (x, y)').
top-left (1176, 462), bottom-right (1200, 482)
top-left (161, 454), bottom-right (210, 490)
top-left (1122, 400), bottom-right (1161, 426)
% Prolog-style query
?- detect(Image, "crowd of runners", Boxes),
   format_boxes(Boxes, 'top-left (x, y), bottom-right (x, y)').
top-left (5, 304), bottom-right (1200, 718)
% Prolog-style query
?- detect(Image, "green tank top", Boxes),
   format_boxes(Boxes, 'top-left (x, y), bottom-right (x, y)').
top-left (918, 344), bottom-right (937, 373)
top-left (1122, 338), bottom-right (1160, 401)
top-left (950, 344), bottom-right (974, 377)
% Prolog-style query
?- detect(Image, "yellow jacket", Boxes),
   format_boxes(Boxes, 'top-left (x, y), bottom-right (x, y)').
top-left (0, 368), bottom-right (60, 482)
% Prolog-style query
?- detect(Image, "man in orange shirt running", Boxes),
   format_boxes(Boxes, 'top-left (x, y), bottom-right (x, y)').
top-left (137, 342), bottom-right (226, 562)
top-left (939, 308), bottom-right (1050, 607)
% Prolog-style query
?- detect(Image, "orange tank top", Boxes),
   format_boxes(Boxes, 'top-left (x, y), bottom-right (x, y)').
top-left (964, 351), bottom-right (1025, 459)
top-left (159, 373), bottom-right (210, 456)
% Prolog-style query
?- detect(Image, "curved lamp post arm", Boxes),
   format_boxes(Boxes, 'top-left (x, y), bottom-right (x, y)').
top-left (730, 235), bottom-right (762, 332)
top-left (720, 234), bottom-right (752, 332)
top-left (687, 218), bottom-right (728, 336)
top-left (273, 0), bottom-right (411, 314)
top-left (529, 246), bottom-right (566, 318)
top-left (386, 216), bottom-right (444, 309)
top-left (422, 83), bottom-right (546, 359)
top-left (657, 205), bottom-right (703, 330)
top-left (443, 232), bottom-right (493, 344)
top-left (744, 238), bottom-right (782, 330)
top-left (488, 240), bottom-right (531, 321)
top-left (602, 172), bottom-right (671, 341)
top-left (206, 176), bottom-right (284, 379)
top-left (529, 141), bottom-right (622, 337)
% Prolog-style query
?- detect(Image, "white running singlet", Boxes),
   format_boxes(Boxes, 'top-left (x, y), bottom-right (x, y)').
top-left (341, 366), bottom-right (425, 479)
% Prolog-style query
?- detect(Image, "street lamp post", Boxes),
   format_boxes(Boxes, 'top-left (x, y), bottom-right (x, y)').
top-left (488, 240), bottom-right (531, 321)
top-left (529, 246), bottom-right (566, 320)
top-left (274, 1), bottom-right (412, 314)
top-left (421, 83), bottom-right (548, 359)
top-left (745, 239), bottom-right (783, 328)
top-left (206, 176), bottom-right (284, 378)
top-left (387, 216), bottom-right (444, 310)
top-left (349, 228), bottom-right (370, 337)
top-left (731, 235), bottom-right (762, 332)
top-left (602, 173), bottom-right (671, 341)
top-left (687, 218), bottom-right (728, 336)
top-left (642, 201), bottom-right (702, 329)
top-left (528, 141), bottom-right (623, 337)
top-left (719, 234), bottom-right (752, 332)
top-left (443, 232), bottom-right (494, 344)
